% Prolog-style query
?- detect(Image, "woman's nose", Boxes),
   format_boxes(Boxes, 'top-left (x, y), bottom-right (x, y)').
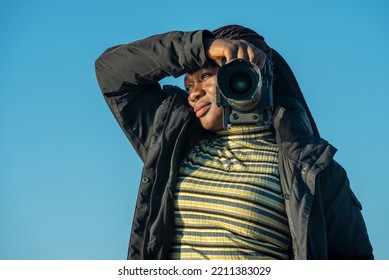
top-left (188, 83), bottom-right (206, 103)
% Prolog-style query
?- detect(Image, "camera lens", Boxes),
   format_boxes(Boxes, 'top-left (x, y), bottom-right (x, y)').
top-left (229, 71), bottom-right (253, 95)
top-left (217, 58), bottom-right (262, 111)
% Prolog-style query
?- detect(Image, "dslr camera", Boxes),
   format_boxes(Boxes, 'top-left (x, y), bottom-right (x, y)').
top-left (216, 58), bottom-right (273, 129)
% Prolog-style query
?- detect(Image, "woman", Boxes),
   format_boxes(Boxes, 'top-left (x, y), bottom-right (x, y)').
top-left (95, 25), bottom-right (373, 260)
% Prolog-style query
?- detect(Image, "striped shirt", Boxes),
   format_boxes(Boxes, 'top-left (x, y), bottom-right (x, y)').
top-left (169, 125), bottom-right (291, 260)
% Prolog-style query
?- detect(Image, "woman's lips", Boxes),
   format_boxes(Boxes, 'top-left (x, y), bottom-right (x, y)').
top-left (194, 102), bottom-right (211, 118)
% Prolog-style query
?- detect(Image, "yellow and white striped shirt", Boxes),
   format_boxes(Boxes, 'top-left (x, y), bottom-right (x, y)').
top-left (169, 125), bottom-right (291, 260)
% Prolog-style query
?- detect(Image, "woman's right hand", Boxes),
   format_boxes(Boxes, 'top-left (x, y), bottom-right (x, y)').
top-left (204, 38), bottom-right (266, 69)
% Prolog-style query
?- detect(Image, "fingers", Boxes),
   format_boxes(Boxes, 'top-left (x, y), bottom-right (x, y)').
top-left (222, 40), bottom-right (250, 63)
top-left (235, 41), bottom-right (266, 69)
top-left (236, 42), bottom-right (250, 62)
top-left (206, 38), bottom-right (266, 68)
top-left (257, 50), bottom-right (267, 70)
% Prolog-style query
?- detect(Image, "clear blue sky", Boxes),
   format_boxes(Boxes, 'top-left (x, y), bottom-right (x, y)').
top-left (1, 0), bottom-right (388, 260)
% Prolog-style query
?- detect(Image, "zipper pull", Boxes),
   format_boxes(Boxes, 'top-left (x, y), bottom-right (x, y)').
top-left (281, 193), bottom-right (290, 200)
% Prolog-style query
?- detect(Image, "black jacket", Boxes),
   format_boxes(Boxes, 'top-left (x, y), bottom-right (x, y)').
top-left (95, 30), bottom-right (374, 260)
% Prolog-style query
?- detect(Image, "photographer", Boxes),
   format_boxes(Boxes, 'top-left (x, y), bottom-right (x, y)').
top-left (95, 25), bottom-right (373, 260)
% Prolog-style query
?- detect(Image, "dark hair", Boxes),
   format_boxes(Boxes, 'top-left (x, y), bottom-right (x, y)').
top-left (212, 24), bottom-right (272, 59)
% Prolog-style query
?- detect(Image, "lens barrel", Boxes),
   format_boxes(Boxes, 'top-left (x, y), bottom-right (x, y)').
top-left (217, 59), bottom-right (262, 111)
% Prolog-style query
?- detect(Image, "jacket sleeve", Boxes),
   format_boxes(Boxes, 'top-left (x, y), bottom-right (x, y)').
top-left (95, 30), bottom-right (213, 161)
top-left (321, 160), bottom-right (374, 259)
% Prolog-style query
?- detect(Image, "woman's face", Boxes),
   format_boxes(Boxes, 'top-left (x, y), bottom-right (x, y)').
top-left (185, 67), bottom-right (224, 132)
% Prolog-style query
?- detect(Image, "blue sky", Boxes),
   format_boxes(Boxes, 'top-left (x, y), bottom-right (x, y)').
top-left (1, 0), bottom-right (388, 260)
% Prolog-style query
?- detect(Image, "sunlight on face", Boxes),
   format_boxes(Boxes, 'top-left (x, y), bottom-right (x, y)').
top-left (185, 67), bottom-right (224, 131)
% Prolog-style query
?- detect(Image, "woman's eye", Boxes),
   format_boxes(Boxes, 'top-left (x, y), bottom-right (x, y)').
top-left (185, 85), bottom-right (193, 93)
top-left (201, 72), bottom-right (212, 81)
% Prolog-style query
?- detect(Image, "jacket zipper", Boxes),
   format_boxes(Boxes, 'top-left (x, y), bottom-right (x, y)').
top-left (142, 95), bottom-right (176, 258)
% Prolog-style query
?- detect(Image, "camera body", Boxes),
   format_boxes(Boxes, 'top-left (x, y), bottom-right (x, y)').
top-left (216, 58), bottom-right (273, 129)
